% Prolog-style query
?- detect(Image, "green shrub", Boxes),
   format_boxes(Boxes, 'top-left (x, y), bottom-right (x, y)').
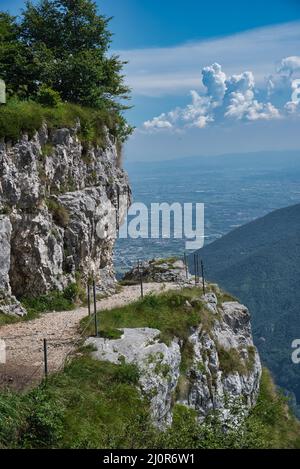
top-left (243, 369), bottom-right (300, 448)
top-left (180, 340), bottom-right (195, 373)
top-left (0, 311), bottom-right (20, 326)
top-left (41, 142), bottom-right (54, 157)
top-left (0, 392), bottom-right (28, 449)
top-left (63, 283), bottom-right (79, 303)
top-left (99, 328), bottom-right (123, 340)
top-left (21, 288), bottom-right (76, 314)
top-left (217, 347), bottom-right (247, 376)
top-left (217, 345), bottom-right (258, 376)
top-left (74, 272), bottom-right (87, 303)
top-left (0, 99), bottom-right (44, 141)
top-left (22, 389), bottom-right (64, 448)
top-left (246, 346), bottom-right (257, 373)
top-left (158, 404), bottom-right (243, 449)
top-left (36, 85), bottom-right (62, 108)
top-left (114, 362), bottom-right (140, 385)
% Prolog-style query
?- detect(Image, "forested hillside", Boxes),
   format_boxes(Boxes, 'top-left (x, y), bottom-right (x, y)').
top-left (194, 203), bottom-right (300, 413)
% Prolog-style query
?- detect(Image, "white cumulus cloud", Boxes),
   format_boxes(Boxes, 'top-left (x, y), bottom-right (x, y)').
top-left (143, 56), bottom-right (300, 131)
top-left (278, 56), bottom-right (300, 76)
top-left (225, 71), bottom-right (279, 121)
top-left (143, 114), bottom-right (173, 130)
top-left (202, 63), bottom-right (227, 102)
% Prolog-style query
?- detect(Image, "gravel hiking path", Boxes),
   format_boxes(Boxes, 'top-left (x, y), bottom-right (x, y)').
top-left (0, 282), bottom-right (178, 391)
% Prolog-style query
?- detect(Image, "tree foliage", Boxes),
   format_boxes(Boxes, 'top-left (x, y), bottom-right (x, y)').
top-left (0, 12), bottom-right (32, 98)
top-left (0, 1), bottom-right (130, 112)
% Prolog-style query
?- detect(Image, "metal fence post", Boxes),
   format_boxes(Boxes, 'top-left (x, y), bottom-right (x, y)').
top-left (138, 260), bottom-right (144, 299)
top-left (87, 284), bottom-right (91, 316)
top-left (201, 260), bottom-right (206, 295)
top-left (184, 252), bottom-right (188, 279)
top-left (194, 254), bottom-right (199, 285)
top-left (43, 339), bottom-right (48, 378)
top-left (93, 280), bottom-right (98, 337)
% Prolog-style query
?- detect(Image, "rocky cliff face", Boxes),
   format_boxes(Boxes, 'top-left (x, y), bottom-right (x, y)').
top-left (183, 295), bottom-right (261, 426)
top-left (86, 287), bottom-right (262, 429)
top-left (0, 124), bottom-right (130, 315)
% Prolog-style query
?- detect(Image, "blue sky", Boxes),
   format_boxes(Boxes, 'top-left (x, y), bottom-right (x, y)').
top-left (4, 0), bottom-right (300, 49)
top-left (3, 1), bottom-right (300, 160)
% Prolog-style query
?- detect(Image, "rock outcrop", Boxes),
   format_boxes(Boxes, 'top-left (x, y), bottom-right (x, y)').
top-left (123, 258), bottom-right (188, 284)
top-left (86, 286), bottom-right (262, 429)
top-left (0, 124), bottom-right (131, 314)
top-left (87, 328), bottom-right (181, 429)
top-left (184, 296), bottom-right (261, 428)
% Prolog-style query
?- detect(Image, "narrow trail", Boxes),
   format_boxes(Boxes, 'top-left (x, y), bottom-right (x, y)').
top-left (0, 283), bottom-right (178, 390)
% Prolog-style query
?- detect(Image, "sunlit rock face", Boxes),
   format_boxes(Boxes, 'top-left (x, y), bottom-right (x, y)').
top-left (87, 328), bottom-right (181, 429)
top-left (0, 124), bottom-right (131, 311)
top-left (86, 288), bottom-right (262, 429)
top-left (185, 298), bottom-right (261, 428)
top-left (0, 215), bottom-right (26, 316)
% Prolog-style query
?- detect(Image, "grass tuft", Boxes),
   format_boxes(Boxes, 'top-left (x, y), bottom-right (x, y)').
top-left (46, 198), bottom-right (70, 228)
top-left (81, 287), bottom-right (206, 346)
top-left (0, 99), bottom-right (130, 150)
top-left (21, 286), bottom-right (77, 315)
top-left (0, 352), bottom-right (155, 449)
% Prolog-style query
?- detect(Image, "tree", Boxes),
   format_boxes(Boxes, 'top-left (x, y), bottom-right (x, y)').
top-left (0, 13), bottom-right (35, 98)
top-left (0, 1), bottom-right (130, 110)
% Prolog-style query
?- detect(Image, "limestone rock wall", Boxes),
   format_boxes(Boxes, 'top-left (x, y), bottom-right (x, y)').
top-left (0, 215), bottom-right (26, 316)
top-left (86, 289), bottom-right (262, 429)
top-left (0, 124), bottom-right (131, 312)
top-left (183, 295), bottom-right (261, 427)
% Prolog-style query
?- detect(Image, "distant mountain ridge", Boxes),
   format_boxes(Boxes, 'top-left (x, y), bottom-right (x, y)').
top-left (192, 203), bottom-right (300, 413)
top-left (126, 149), bottom-right (300, 170)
